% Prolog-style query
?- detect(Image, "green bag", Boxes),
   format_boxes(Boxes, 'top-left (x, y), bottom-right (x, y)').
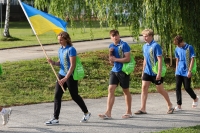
top-left (152, 57), bottom-right (167, 77)
top-left (191, 59), bottom-right (197, 74)
top-left (0, 64), bottom-right (2, 75)
top-left (73, 56), bottom-right (85, 80)
top-left (122, 54), bottom-right (136, 75)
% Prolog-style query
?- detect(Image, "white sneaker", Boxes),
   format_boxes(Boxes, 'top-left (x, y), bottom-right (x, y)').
top-left (1, 108), bottom-right (12, 125)
top-left (80, 112), bottom-right (91, 123)
top-left (174, 106), bottom-right (182, 111)
top-left (45, 118), bottom-right (59, 126)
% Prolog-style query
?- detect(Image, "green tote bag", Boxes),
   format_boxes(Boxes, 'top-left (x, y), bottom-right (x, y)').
top-left (122, 54), bottom-right (136, 75)
top-left (152, 57), bottom-right (167, 77)
top-left (73, 56), bottom-right (85, 80)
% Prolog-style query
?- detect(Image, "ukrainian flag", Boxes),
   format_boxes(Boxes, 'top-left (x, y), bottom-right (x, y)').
top-left (21, 2), bottom-right (67, 35)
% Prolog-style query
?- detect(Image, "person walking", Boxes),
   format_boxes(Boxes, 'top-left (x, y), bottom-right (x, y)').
top-left (134, 29), bottom-right (174, 115)
top-left (45, 31), bottom-right (91, 125)
top-left (173, 35), bottom-right (199, 111)
top-left (0, 107), bottom-right (11, 125)
top-left (98, 29), bottom-right (133, 119)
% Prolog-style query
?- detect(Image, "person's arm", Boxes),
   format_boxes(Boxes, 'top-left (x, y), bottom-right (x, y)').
top-left (142, 58), bottom-right (146, 78)
top-left (47, 58), bottom-right (60, 66)
top-left (59, 56), bottom-right (76, 85)
top-left (175, 58), bottom-right (178, 73)
top-left (66, 56), bottom-right (76, 78)
top-left (109, 52), bottom-right (130, 63)
top-left (187, 57), bottom-right (194, 78)
top-left (53, 60), bottom-right (60, 66)
top-left (156, 56), bottom-right (162, 80)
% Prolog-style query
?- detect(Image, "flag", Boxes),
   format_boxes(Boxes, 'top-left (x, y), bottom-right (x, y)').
top-left (19, 1), bottom-right (67, 35)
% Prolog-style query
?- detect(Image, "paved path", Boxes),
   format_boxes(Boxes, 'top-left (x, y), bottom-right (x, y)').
top-left (0, 37), bottom-right (139, 63)
top-left (0, 90), bottom-right (199, 133)
top-left (0, 37), bottom-right (199, 133)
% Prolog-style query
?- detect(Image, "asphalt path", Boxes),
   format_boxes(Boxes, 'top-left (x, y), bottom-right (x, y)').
top-left (0, 37), bottom-right (199, 133)
top-left (0, 37), bottom-right (140, 63)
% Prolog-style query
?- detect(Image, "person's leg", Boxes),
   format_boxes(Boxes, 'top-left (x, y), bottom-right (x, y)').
top-left (45, 75), bottom-right (66, 125)
top-left (104, 84), bottom-right (117, 117)
top-left (135, 73), bottom-right (151, 114)
top-left (176, 75), bottom-right (183, 109)
top-left (67, 76), bottom-right (91, 122)
top-left (99, 72), bottom-right (118, 118)
top-left (0, 107), bottom-right (2, 112)
top-left (140, 80), bottom-right (151, 112)
top-left (122, 88), bottom-right (132, 115)
top-left (118, 71), bottom-right (132, 116)
top-left (183, 77), bottom-right (199, 108)
top-left (156, 83), bottom-right (173, 111)
top-left (67, 76), bottom-right (88, 113)
top-left (54, 75), bottom-right (66, 120)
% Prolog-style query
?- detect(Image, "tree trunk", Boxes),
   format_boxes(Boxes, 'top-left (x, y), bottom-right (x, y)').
top-left (3, 0), bottom-right (11, 37)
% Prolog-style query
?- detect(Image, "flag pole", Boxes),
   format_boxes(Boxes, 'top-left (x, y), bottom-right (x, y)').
top-left (18, 0), bottom-right (65, 92)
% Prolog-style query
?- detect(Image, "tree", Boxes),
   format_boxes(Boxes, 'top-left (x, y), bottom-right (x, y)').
top-left (3, 0), bottom-right (11, 37)
top-left (34, 0), bottom-right (200, 66)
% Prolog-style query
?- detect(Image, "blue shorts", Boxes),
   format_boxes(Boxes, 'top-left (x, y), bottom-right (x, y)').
top-left (142, 73), bottom-right (163, 85)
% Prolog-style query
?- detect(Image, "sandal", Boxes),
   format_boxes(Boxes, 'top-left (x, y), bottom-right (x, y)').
top-left (134, 110), bottom-right (147, 115)
top-left (167, 108), bottom-right (174, 114)
top-left (192, 96), bottom-right (199, 108)
top-left (122, 114), bottom-right (133, 119)
top-left (98, 114), bottom-right (112, 120)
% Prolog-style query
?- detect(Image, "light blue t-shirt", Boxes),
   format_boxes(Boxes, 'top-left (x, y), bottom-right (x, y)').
top-left (175, 43), bottom-right (195, 77)
top-left (143, 40), bottom-right (162, 76)
top-left (58, 45), bottom-right (76, 76)
top-left (109, 39), bottom-right (131, 72)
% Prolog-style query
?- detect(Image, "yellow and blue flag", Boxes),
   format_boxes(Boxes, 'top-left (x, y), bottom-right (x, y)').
top-left (20, 1), bottom-right (67, 35)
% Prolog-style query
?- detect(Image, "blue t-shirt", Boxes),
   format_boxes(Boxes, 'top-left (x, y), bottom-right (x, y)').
top-left (109, 39), bottom-right (131, 72)
top-left (143, 40), bottom-right (162, 76)
top-left (58, 45), bottom-right (76, 76)
top-left (175, 43), bottom-right (195, 77)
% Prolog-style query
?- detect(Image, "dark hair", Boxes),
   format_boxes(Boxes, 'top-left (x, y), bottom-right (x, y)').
top-left (58, 31), bottom-right (72, 46)
top-left (110, 29), bottom-right (119, 36)
top-left (174, 35), bottom-right (183, 45)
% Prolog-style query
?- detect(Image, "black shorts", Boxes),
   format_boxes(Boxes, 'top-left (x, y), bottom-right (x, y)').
top-left (142, 73), bottom-right (163, 85)
top-left (109, 71), bottom-right (130, 89)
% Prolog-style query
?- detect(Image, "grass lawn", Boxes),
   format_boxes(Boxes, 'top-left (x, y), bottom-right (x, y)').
top-left (0, 21), bottom-right (133, 49)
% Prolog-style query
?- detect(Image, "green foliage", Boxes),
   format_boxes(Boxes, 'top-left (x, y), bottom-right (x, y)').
top-left (33, 0), bottom-right (200, 74)
top-left (157, 125), bottom-right (200, 133)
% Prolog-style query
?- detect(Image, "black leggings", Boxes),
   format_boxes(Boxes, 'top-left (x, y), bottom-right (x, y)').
top-left (176, 75), bottom-right (197, 105)
top-left (54, 74), bottom-right (88, 119)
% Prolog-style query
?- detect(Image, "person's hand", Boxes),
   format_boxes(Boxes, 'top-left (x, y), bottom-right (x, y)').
top-left (141, 73), bottom-right (144, 80)
top-left (47, 58), bottom-right (54, 65)
top-left (156, 73), bottom-right (161, 80)
top-left (109, 56), bottom-right (116, 62)
top-left (187, 71), bottom-right (192, 78)
top-left (109, 61), bottom-right (114, 65)
top-left (58, 77), bottom-right (67, 86)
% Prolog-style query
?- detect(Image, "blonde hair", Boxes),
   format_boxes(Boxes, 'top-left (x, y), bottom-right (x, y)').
top-left (141, 29), bottom-right (154, 36)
